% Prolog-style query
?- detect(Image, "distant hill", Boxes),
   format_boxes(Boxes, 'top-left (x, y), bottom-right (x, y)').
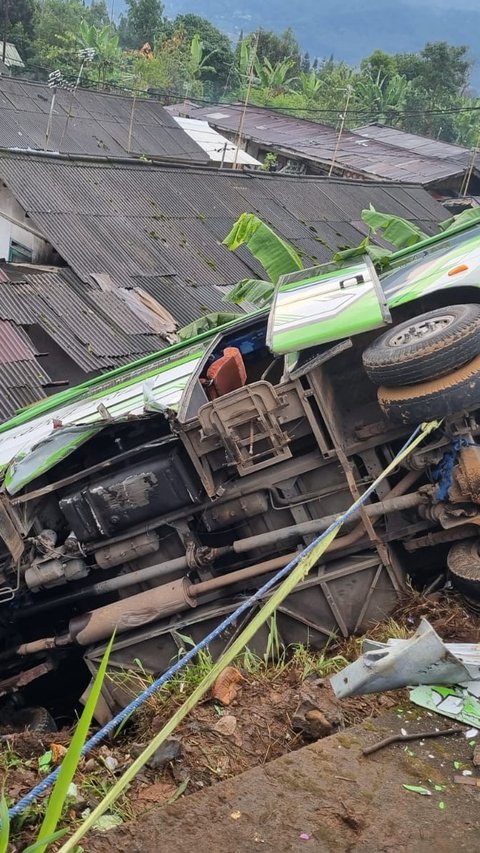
top-left (111, 0), bottom-right (480, 87)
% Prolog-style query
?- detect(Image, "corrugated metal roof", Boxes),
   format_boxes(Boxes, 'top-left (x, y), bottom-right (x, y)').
top-left (0, 320), bottom-right (36, 364)
top-left (0, 323), bottom-right (51, 420)
top-left (0, 262), bottom-right (172, 385)
top-left (0, 78), bottom-right (208, 164)
top-left (0, 152), bottom-right (450, 420)
top-left (135, 275), bottom-right (245, 326)
top-left (354, 123), bottom-right (472, 166)
top-left (167, 103), bottom-right (471, 186)
top-left (0, 154), bottom-right (446, 310)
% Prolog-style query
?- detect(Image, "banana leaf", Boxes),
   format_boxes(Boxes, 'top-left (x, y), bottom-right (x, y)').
top-left (333, 238), bottom-right (393, 269)
top-left (439, 207), bottom-right (480, 232)
top-left (223, 213), bottom-right (303, 283)
top-left (0, 795), bottom-right (8, 853)
top-left (362, 207), bottom-right (427, 248)
top-left (177, 312), bottom-right (239, 340)
top-left (223, 278), bottom-right (275, 308)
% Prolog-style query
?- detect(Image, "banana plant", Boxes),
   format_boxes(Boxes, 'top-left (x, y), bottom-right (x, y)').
top-left (298, 69), bottom-right (322, 101)
top-left (223, 213), bottom-right (303, 308)
top-left (77, 21), bottom-right (122, 84)
top-left (186, 34), bottom-right (217, 95)
top-left (354, 71), bottom-right (410, 123)
top-left (254, 57), bottom-right (298, 95)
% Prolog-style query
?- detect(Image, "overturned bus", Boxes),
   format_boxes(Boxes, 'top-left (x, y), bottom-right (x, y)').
top-left (1, 218), bottom-right (480, 719)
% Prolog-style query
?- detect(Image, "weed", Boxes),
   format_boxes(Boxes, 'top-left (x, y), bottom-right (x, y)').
top-left (81, 777), bottom-right (134, 823)
top-left (290, 644), bottom-right (349, 679)
top-left (0, 744), bottom-right (24, 775)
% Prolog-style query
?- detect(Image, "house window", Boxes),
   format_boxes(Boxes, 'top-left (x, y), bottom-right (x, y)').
top-left (8, 240), bottom-right (32, 263)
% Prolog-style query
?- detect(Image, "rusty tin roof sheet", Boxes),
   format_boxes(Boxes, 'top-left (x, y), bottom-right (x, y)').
top-left (167, 103), bottom-right (471, 185)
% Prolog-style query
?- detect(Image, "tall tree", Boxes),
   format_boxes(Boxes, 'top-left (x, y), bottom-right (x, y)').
top-left (32, 0), bottom-right (94, 74)
top-left (88, 0), bottom-right (110, 28)
top-left (396, 42), bottom-right (471, 140)
top-left (118, 0), bottom-right (164, 50)
top-left (2, 0), bottom-right (38, 61)
top-left (360, 49), bottom-right (398, 86)
top-left (172, 14), bottom-right (234, 91)
top-left (255, 28), bottom-right (301, 75)
top-left (300, 52), bottom-right (310, 73)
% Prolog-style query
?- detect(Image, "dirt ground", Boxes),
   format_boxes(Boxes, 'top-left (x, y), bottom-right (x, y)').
top-left (84, 708), bottom-right (480, 853)
top-left (3, 590), bottom-right (480, 850)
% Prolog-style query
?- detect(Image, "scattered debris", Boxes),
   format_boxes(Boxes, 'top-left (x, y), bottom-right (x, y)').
top-left (211, 667), bottom-right (243, 706)
top-left (50, 743), bottom-right (67, 764)
top-left (330, 619), bottom-right (480, 698)
top-left (473, 744), bottom-right (480, 767)
top-left (402, 784), bottom-right (432, 796)
top-left (91, 813), bottom-right (123, 832)
top-left (410, 685), bottom-right (480, 726)
top-left (131, 738), bottom-right (182, 771)
top-left (103, 755), bottom-right (119, 772)
top-left (454, 775), bottom-right (480, 787)
top-left (363, 726), bottom-right (462, 756)
top-left (292, 679), bottom-right (343, 739)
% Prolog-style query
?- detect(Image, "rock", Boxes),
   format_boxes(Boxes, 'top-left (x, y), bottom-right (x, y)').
top-left (292, 683), bottom-right (343, 739)
top-left (473, 744), bottom-right (480, 767)
top-left (213, 715), bottom-right (237, 736)
top-left (211, 666), bottom-right (243, 706)
top-left (132, 738), bottom-right (182, 771)
top-left (103, 755), bottom-right (119, 772)
top-left (138, 782), bottom-right (176, 802)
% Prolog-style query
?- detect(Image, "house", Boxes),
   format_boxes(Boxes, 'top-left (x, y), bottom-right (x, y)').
top-left (172, 116), bottom-right (261, 167)
top-left (0, 77), bottom-right (209, 164)
top-left (166, 103), bottom-right (478, 197)
top-left (0, 148), bottom-right (448, 420)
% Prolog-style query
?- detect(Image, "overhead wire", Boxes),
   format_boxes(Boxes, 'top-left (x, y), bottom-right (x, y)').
top-left (14, 62), bottom-right (480, 119)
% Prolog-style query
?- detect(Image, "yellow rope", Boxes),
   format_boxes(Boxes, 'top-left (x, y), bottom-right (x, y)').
top-left (59, 420), bottom-right (439, 850)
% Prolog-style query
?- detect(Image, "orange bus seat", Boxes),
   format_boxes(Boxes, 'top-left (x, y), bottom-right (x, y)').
top-left (205, 347), bottom-right (247, 400)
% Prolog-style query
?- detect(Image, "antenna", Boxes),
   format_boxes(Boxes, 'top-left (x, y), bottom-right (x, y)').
top-left (461, 129), bottom-right (480, 198)
top-left (45, 70), bottom-right (74, 150)
top-left (59, 47), bottom-right (96, 148)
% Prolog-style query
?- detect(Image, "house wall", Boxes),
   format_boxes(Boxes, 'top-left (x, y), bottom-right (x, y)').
top-left (0, 184), bottom-right (51, 262)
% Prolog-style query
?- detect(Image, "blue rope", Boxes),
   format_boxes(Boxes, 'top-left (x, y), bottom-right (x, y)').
top-left (8, 425), bottom-right (422, 821)
top-left (432, 437), bottom-right (474, 501)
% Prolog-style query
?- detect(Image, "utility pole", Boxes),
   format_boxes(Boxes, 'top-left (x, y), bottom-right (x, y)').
top-left (461, 132), bottom-right (480, 198)
top-left (328, 85), bottom-right (353, 178)
top-left (2, 0), bottom-right (9, 65)
top-left (232, 32), bottom-right (258, 171)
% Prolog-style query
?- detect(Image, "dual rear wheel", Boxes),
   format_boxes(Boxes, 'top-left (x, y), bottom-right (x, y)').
top-left (362, 304), bottom-right (480, 424)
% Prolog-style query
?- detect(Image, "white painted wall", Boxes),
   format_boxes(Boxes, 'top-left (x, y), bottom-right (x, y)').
top-left (0, 184), bottom-right (50, 263)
